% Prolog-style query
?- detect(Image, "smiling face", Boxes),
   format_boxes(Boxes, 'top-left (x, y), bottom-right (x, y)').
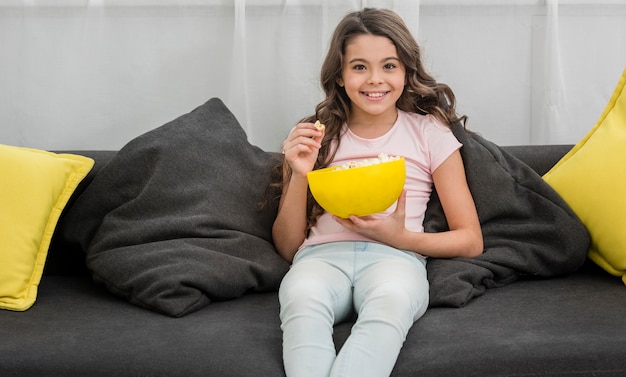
top-left (338, 34), bottom-right (406, 128)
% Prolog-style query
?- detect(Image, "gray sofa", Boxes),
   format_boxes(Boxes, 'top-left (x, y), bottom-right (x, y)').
top-left (2, 100), bottom-right (626, 376)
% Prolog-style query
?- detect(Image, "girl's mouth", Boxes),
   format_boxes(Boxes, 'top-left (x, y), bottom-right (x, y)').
top-left (362, 91), bottom-right (389, 99)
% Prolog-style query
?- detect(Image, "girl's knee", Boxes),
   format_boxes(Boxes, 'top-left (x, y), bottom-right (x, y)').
top-left (358, 279), bottom-right (429, 322)
top-left (279, 265), bottom-right (353, 326)
top-left (280, 276), bottom-right (328, 306)
top-left (279, 261), bottom-right (351, 305)
top-left (280, 273), bottom-right (330, 311)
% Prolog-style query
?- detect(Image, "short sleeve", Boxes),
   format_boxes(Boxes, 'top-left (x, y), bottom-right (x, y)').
top-left (425, 117), bottom-right (462, 172)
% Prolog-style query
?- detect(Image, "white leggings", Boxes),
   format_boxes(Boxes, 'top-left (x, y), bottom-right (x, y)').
top-left (279, 241), bottom-right (429, 377)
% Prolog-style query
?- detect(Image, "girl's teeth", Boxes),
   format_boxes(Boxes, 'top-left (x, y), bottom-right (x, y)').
top-left (367, 92), bottom-right (385, 98)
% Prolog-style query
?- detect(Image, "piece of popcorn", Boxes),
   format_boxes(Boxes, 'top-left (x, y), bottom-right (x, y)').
top-left (314, 120), bottom-right (325, 132)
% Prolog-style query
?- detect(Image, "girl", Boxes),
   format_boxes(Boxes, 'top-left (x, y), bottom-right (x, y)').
top-left (272, 8), bottom-right (483, 377)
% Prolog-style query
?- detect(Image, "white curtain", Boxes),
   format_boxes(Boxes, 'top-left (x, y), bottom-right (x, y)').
top-left (2, 0), bottom-right (625, 152)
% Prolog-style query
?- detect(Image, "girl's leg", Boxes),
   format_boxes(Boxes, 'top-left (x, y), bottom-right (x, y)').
top-left (331, 250), bottom-right (429, 377)
top-left (279, 254), bottom-right (354, 377)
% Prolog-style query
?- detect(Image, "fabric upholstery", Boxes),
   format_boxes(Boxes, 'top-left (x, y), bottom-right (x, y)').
top-left (2, 267), bottom-right (625, 377)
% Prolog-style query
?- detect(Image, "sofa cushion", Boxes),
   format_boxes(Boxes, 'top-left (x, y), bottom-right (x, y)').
top-left (62, 98), bottom-right (289, 317)
top-left (544, 67), bottom-right (626, 284)
top-left (0, 145), bottom-right (93, 311)
top-left (3, 266), bottom-right (626, 377)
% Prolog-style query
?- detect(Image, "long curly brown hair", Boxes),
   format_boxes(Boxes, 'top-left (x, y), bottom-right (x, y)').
top-left (270, 8), bottom-right (467, 235)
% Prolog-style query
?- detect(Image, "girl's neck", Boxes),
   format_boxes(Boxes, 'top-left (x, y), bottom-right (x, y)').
top-left (347, 108), bottom-right (399, 139)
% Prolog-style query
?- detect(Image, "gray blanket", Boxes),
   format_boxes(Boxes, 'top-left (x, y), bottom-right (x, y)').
top-left (424, 123), bottom-right (590, 307)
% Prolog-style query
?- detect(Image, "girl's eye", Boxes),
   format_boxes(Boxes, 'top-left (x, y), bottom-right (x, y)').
top-left (384, 63), bottom-right (396, 70)
top-left (353, 64), bottom-right (366, 71)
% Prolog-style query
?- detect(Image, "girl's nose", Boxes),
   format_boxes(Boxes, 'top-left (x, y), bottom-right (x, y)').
top-left (368, 70), bottom-right (384, 84)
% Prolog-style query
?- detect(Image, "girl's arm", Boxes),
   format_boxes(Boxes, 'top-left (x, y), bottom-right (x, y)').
top-left (335, 150), bottom-right (483, 258)
top-left (272, 123), bottom-right (324, 262)
top-left (272, 170), bottom-right (309, 262)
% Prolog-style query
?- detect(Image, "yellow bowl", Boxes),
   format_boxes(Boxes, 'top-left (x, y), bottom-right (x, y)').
top-left (307, 157), bottom-right (406, 218)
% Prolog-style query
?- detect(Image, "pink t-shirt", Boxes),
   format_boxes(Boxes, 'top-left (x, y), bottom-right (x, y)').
top-left (301, 109), bottom-right (461, 248)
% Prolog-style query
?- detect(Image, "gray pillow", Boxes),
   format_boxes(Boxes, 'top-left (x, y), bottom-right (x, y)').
top-left (424, 123), bottom-right (590, 307)
top-left (62, 98), bottom-right (289, 317)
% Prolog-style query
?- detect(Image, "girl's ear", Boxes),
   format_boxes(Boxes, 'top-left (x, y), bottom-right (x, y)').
top-left (336, 78), bottom-right (344, 87)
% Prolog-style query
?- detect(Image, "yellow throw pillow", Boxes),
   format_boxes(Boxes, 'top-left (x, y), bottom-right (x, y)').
top-left (543, 67), bottom-right (626, 284)
top-left (0, 145), bottom-right (94, 311)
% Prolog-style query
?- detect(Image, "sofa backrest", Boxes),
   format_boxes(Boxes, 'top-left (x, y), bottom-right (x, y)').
top-left (45, 145), bottom-right (573, 277)
top-left (46, 151), bottom-right (116, 276)
top-left (502, 144), bottom-right (573, 176)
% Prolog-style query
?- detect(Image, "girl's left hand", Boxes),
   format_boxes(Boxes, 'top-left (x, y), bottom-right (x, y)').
top-left (333, 190), bottom-right (408, 247)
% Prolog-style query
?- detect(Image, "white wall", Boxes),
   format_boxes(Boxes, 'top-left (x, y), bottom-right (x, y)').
top-left (1, 1), bottom-right (625, 152)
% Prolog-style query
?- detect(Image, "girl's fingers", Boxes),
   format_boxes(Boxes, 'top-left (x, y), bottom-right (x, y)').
top-left (284, 133), bottom-right (321, 153)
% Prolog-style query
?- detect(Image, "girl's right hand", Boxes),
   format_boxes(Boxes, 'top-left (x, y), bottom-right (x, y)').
top-left (281, 122), bottom-right (325, 178)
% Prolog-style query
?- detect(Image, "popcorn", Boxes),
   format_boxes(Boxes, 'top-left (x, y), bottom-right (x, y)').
top-left (314, 120), bottom-right (325, 132)
top-left (332, 153), bottom-right (400, 171)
